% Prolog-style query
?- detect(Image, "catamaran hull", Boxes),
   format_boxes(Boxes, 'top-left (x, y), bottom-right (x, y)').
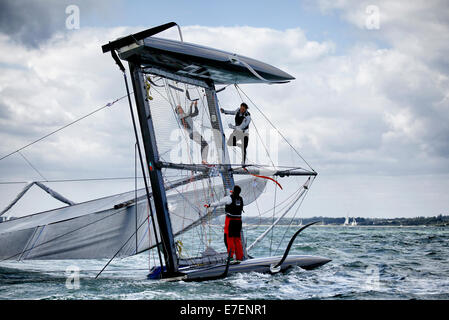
top-left (168, 255), bottom-right (331, 281)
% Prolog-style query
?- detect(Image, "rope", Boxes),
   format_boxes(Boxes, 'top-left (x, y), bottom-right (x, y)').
top-left (234, 84), bottom-right (276, 167)
top-left (247, 179), bottom-right (309, 252)
top-left (0, 94), bottom-right (129, 162)
top-left (0, 176), bottom-right (147, 184)
top-left (18, 151), bottom-right (48, 182)
top-left (95, 212), bottom-right (153, 279)
top-left (269, 179), bottom-right (278, 256)
top-left (244, 183), bottom-right (304, 231)
top-left (216, 98), bottom-right (255, 166)
top-left (0, 206), bottom-right (128, 262)
top-left (235, 84), bottom-right (316, 172)
top-left (159, 155), bottom-right (212, 256)
top-left (274, 176), bottom-right (315, 255)
top-left (242, 167), bottom-right (283, 190)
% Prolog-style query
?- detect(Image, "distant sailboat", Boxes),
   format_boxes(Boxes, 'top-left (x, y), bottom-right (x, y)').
top-left (343, 213), bottom-right (350, 226)
top-left (351, 217), bottom-right (357, 226)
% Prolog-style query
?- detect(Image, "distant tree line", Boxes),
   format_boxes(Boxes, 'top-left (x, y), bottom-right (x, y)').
top-left (3, 214), bottom-right (447, 227)
top-left (243, 214), bottom-right (449, 226)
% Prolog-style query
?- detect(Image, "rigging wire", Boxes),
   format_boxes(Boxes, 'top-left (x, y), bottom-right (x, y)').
top-left (0, 94), bottom-right (130, 162)
top-left (0, 205), bottom-right (131, 262)
top-left (269, 179), bottom-right (278, 256)
top-left (233, 84), bottom-right (317, 254)
top-left (233, 84), bottom-right (276, 167)
top-left (216, 97), bottom-right (258, 167)
top-left (17, 151), bottom-right (48, 182)
top-left (123, 65), bottom-right (165, 270)
top-left (244, 183), bottom-right (304, 230)
top-left (235, 84), bottom-right (316, 173)
top-left (134, 143), bottom-right (138, 254)
top-left (95, 210), bottom-right (153, 279)
top-left (157, 80), bottom-right (315, 254)
top-left (229, 84), bottom-right (315, 255)
top-left (273, 176), bottom-right (315, 256)
top-left (0, 77), bottom-right (313, 267)
top-left (0, 176), bottom-right (148, 185)
top-left (0, 71), bottom-right (318, 266)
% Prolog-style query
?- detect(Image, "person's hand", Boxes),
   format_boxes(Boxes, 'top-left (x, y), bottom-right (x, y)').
top-left (228, 123), bottom-right (235, 129)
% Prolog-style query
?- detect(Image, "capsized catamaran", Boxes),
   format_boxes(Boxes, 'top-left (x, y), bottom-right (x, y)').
top-left (0, 22), bottom-right (330, 281)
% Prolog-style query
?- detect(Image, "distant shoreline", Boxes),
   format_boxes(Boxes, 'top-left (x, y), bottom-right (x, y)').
top-left (236, 214), bottom-right (449, 227)
top-left (242, 224), bottom-right (445, 227)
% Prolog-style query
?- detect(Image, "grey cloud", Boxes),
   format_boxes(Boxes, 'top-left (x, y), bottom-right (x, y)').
top-left (0, 0), bottom-right (64, 48)
top-left (0, 0), bottom-right (115, 48)
top-left (0, 101), bottom-right (11, 120)
top-left (316, 1), bottom-right (449, 171)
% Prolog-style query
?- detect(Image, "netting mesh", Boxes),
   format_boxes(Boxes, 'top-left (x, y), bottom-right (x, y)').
top-left (146, 75), bottom-right (219, 165)
top-left (143, 74), bottom-right (268, 262)
top-left (143, 74), bottom-right (316, 263)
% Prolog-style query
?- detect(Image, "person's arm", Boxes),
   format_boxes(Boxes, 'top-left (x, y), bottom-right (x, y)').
top-left (205, 196), bottom-right (232, 208)
top-left (177, 112), bottom-right (188, 120)
top-left (220, 108), bottom-right (239, 115)
top-left (189, 101), bottom-right (199, 118)
top-left (176, 105), bottom-right (188, 119)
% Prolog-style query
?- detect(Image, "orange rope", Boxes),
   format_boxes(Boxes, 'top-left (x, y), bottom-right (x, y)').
top-left (243, 168), bottom-right (283, 190)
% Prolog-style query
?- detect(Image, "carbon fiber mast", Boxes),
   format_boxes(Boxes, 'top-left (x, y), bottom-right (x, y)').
top-left (101, 22), bottom-right (184, 277)
top-left (204, 86), bottom-right (234, 192)
top-left (205, 83), bottom-right (250, 259)
top-left (128, 62), bottom-right (180, 277)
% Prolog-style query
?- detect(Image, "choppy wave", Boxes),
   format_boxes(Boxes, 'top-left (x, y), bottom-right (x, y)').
top-left (0, 226), bottom-right (448, 300)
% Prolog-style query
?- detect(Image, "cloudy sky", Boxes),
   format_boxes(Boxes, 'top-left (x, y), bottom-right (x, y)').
top-left (0, 0), bottom-right (448, 219)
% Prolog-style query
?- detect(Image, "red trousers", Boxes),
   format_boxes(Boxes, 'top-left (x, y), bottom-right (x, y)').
top-left (224, 216), bottom-right (244, 260)
top-left (227, 235), bottom-right (243, 260)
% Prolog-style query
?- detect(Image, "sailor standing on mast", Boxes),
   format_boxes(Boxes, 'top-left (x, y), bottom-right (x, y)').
top-left (175, 100), bottom-right (209, 164)
top-left (220, 103), bottom-right (251, 164)
top-left (204, 185), bottom-right (245, 262)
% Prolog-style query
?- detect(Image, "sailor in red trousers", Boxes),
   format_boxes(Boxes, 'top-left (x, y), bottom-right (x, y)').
top-left (205, 185), bottom-right (244, 261)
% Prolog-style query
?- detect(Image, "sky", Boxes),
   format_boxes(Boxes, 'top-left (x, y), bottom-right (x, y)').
top-left (0, 0), bottom-right (448, 219)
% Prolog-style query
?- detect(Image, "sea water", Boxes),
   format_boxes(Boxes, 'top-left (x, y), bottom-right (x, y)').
top-left (0, 226), bottom-right (448, 300)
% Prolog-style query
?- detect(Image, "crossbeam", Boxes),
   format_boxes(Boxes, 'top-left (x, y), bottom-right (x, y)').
top-left (158, 162), bottom-right (317, 177)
